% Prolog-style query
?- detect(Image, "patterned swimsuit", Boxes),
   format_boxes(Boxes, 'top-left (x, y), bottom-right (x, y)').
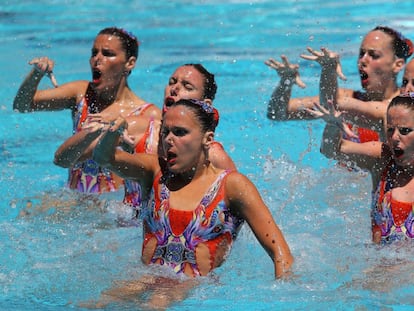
top-left (371, 161), bottom-right (414, 244)
top-left (69, 84), bottom-right (118, 193)
top-left (70, 83), bottom-right (157, 196)
top-left (141, 170), bottom-right (244, 276)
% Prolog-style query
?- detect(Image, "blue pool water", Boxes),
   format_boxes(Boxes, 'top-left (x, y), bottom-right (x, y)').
top-left (2, 1), bottom-right (414, 310)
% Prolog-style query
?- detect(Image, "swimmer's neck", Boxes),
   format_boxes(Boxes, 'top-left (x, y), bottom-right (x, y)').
top-left (365, 85), bottom-right (399, 102)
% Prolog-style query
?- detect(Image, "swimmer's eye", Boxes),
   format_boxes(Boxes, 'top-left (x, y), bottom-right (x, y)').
top-left (402, 78), bottom-right (408, 87)
top-left (387, 127), bottom-right (414, 136)
top-left (183, 82), bottom-right (195, 91)
top-left (101, 49), bottom-right (116, 57)
top-left (358, 49), bottom-right (380, 60)
top-left (161, 127), bottom-right (188, 137)
top-left (168, 77), bottom-right (177, 86)
top-left (171, 128), bottom-right (188, 137)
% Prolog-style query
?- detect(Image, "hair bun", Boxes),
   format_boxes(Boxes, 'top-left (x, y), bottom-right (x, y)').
top-left (213, 107), bottom-right (219, 127)
top-left (404, 38), bottom-right (414, 58)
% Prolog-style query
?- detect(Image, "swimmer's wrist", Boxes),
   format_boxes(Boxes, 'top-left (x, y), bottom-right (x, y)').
top-left (32, 67), bottom-right (47, 79)
top-left (281, 77), bottom-right (294, 87)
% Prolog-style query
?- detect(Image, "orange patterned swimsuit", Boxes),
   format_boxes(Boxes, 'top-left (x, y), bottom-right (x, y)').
top-left (69, 85), bottom-right (118, 193)
top-left (70, 84), bottom-right (156, 195)
top-left (142, 170), bottom-right (244, 276)
top-left (371, 161), bottom-right (414, 244)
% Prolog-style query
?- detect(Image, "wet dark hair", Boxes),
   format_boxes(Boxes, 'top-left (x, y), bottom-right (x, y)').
top-left (373, 26), bottom-right (414, 60)
top-left (388, 93), bottom-right (414, 111)
top-left (98, 27), bottom-right (139, 60)
top-left (169, 99), bottom-right (218, 132)
top-left (184, 63), bottom-right (217, 100)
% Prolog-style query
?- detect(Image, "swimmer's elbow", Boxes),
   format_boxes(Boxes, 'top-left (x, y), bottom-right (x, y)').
top-left (320, 145), bottom-right (335, 159)
top-left (53, 153), bottom-right (71, 168)
top-left (320, 136), bottom-right (343, 160)
top-left (12, 100), bottom-right (31, 113)
top-left (267, 110), bottom-right (285, 121)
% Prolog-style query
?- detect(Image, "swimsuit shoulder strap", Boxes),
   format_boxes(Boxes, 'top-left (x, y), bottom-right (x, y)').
top-left (128, 102), bottom-right (155, 117)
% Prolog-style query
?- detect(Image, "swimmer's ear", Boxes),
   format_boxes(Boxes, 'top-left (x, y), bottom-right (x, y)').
top-left (125, 56), bottom-right (137, 72)
top-left (203, 131), bottom-right (214, 148)
top-left (393, 57), bottom-right (405, 74)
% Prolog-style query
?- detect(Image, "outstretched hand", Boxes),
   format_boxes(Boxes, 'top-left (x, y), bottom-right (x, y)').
top-left (304, 100), bottom-right (357, 139)
top-left (265, 55), bottom-right (306, 88)
top-left (300, 47), bottom-right (347, 81)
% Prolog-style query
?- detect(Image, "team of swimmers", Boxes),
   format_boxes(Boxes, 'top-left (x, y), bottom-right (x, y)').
top-left (13, 25), bottom-right (414, 308)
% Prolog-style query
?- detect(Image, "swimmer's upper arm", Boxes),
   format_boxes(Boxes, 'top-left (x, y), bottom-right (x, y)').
top-left (112, 150), bottom-right (159, 183)
top-left (225, 174), bottom-right (282, 241)
top-left (338, 140), bottom-right (383, 171)
top-left (32, 80), bottom-right (88, 111)
top-left (225, 172), bottom-right (293, 277)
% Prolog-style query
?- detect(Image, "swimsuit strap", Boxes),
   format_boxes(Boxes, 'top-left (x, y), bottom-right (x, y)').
top-left (128, 102), bottom-right (155, 117)
top-left (134, 118), bottom-right (156, 154)
top-left (74, 83), bottom-right (94, 133)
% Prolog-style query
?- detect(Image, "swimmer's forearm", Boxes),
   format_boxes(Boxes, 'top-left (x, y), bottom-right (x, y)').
top-left (93, 127), bottom-right (152, 181)
top-left (54, 130), bottom-right (102, 168)
top-left (319, 62), bottom-right (338, 109)
top-left (320, 123), bottom-right (343, 159)
top-left (273, 232), bottom-right (294, 279)
top-left (267, 78), bottom-right (293, 120)
top-left (93, 128), bottom-right (120, 167)
top-left (13, 69), bottom-right (44, 112)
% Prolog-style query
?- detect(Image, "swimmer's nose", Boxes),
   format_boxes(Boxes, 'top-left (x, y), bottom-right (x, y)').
top-left (92, 52), bottom-right (103, 65)
top-left (169, 86), bottom-right (178, 96)
top-left (358, 53), bottom-right (369, 67)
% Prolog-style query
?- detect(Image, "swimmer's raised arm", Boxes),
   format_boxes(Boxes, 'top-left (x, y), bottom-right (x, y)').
top-left (302, 47), bottom-right (346, 109)
top-left (265, 50), bottom-right (345, 121)
top-left (13, 57), bottom-right (81, 112)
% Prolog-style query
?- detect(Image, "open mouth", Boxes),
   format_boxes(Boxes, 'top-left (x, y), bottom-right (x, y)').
top-left (163, 97), bottom-right (176, 113)
top-left (393, 147), bottom-right (404, 158)
top-left (359, 70), bottom-right (368, 85)
top-left (167, 151), bottom-right (177, 164)
top-left (92, 70), bottom-right (102, 83)
top-left (164, 97), bottom-right (175, 107)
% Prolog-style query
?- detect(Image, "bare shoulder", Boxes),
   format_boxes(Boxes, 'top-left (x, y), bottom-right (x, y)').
top-left (224, 171), bottom-right (256, 196)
